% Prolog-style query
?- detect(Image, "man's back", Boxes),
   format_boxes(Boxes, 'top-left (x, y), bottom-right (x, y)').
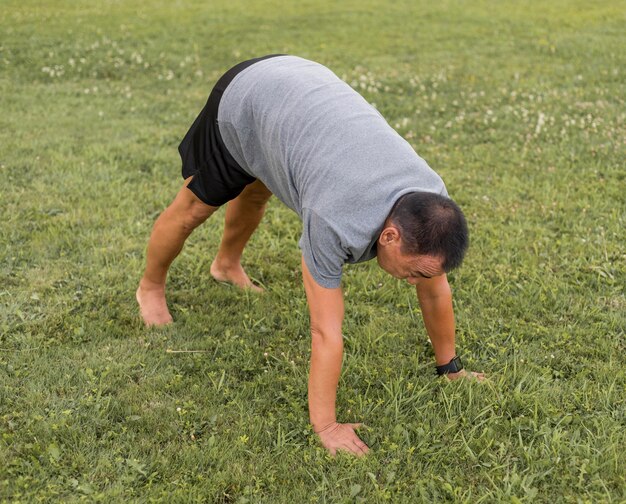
top-left (218, 55), bottom-right (447, 288)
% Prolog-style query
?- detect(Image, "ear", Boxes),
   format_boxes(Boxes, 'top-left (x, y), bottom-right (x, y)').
top-left (378, 225), bottom-right (401, 247)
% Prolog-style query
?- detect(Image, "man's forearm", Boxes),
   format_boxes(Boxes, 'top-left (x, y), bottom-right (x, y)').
top-left (308, 331), bottom-right (343, 429)
top-left (416, 277), bottom-right (456, 365)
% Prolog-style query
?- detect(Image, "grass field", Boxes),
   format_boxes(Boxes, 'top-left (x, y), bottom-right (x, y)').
top-left (1, 0), bottom-right (625, 501)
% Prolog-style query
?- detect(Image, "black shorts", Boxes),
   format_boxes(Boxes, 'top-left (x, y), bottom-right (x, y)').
top-left (178, 54), bottom-right (284, 206)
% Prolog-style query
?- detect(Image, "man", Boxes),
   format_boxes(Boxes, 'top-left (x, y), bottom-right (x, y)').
top-left (136, 55), bottom-right (484, 457)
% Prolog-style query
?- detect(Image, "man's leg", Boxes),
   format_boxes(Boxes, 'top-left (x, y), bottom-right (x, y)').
top-left (137, 177), bottom-right (217, 326)
top-left (210, 179), bottom-right (272, 292)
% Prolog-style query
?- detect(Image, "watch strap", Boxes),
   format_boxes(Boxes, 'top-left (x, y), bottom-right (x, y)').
top-left (436, 356), bottom-right (464, 376)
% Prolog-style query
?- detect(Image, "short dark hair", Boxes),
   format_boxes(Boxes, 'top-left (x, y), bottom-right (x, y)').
top-left (388, 192), bottom-right (469, 271)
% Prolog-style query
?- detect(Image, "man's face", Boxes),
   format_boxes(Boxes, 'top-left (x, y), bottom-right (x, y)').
top-left (376, 225), bottom-right (444, 285)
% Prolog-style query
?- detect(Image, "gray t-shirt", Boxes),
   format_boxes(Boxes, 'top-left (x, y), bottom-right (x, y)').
top-left (218, 56), bottom-right (448, 288)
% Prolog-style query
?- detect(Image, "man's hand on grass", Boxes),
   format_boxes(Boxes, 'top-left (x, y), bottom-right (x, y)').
top-left (314, 422), bottom-right (370, 457)
top-left (446, 369), bottom-right (486, 382)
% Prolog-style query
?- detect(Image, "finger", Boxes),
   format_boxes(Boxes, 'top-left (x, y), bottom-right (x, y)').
top-left (350, 423), bottom-right (363, 429)
top-left (349, 432), bottom-right (370, 452)
top-left (339, 442), bottom-right (365, 457)
top-left (353, 443), bottom-right (369, 457)
top-left (352, 439), bottom-right (370, 455)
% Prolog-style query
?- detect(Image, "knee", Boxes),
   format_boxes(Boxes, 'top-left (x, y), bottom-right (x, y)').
top-left (245, 189), bottom-right (272, 210)
top-left (248, 196), bottom-right (269, 211)
top-left (180, 201), bottom-right (215, 232)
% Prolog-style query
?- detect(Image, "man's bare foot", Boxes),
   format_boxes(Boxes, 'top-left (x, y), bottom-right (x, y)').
top-left (136, 280), bottom-right (173, 326)
top-left (210, 259), bottom-right (264, 292)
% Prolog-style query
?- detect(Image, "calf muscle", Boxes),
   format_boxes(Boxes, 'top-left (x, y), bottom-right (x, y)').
top-left (137, 178), bottom-right (217, 325)
top-left (147, 180), bottom-right (216, 282)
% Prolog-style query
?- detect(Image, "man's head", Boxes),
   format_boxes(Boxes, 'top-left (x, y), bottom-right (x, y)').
top-left (376, 192), bottom-right (469, 284)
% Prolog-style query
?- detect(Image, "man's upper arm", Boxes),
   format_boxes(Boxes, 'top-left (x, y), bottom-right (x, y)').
top-left (299, 208), bottom-right (347, 289)
top-left (301, 255), bottom-right (344, 337)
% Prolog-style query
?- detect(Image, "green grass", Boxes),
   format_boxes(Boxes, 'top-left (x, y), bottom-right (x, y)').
top-left (1, 0), bottom-right (625, 501)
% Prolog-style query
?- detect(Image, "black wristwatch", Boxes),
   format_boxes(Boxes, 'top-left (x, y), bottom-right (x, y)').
top-left (435, 356), bottom-right (464, 376)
